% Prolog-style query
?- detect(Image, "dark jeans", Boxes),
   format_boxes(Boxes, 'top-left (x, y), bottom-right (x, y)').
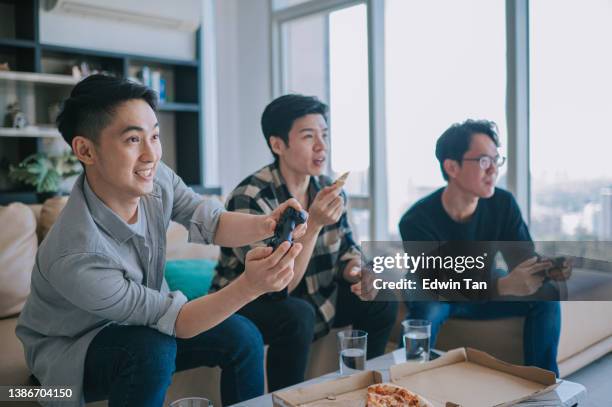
top-left (239, 282), bottom-right (398, 391)
top-left (406, 301), bottom-right (561, 376)
top-left (83, 314), bottom-right (264, 407)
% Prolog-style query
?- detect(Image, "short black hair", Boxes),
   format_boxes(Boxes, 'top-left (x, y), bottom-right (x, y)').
top-left (435, 119), bottom-right (500, 181)
top-left (260, 94), bottom-right (328, 161)
top-left (57, 74), bottom-right (158, 147)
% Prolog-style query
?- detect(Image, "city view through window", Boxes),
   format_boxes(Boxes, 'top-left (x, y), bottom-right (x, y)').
top-left (529, 0), bottom-right (612, 241)
top-left (384, 0), bottom-right (507, 240)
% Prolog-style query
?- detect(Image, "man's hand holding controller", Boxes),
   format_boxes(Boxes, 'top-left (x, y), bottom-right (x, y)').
top-left (266, 206), bottom-right (308, 299)
top-left (497, 257), bottom-right (550, 297)
top-left (240, 242), bottom-right (303, 298)
top-left (538, 255), bottom-right (573, 281)
top-left (240, 199), bottom-right (308, 298)
top-left (497, 255), bottom-right (572, 297)
top-left (262, 198), bottom-right (308, 240)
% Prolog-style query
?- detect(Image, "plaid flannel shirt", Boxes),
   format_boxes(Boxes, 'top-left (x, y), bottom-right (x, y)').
top-left (212, 163), bottom-right (362, 339)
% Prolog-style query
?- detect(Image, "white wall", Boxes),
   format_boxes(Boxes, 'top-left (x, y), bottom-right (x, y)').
top-left (214, 0), bottom-right (274, 193)
top-left (39, 1), bottom-right (198, 60)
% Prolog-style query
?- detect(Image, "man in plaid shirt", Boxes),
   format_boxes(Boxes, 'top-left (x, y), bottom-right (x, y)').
top-left (212, 94), bottom-right (397, 390)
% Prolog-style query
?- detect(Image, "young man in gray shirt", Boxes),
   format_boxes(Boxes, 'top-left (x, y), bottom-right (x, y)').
top-left (16, 75), bottom-right (305, 407)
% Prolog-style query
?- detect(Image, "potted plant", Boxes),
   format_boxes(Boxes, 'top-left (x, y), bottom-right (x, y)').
top-left (9, 151), bottom-right (82, 203)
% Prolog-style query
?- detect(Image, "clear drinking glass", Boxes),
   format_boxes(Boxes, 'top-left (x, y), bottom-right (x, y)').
top-left (402, 319), bottom-right (431, 362)
top-left (169, 397), bottom-right (213, 407)
top-left (337, 329), bottom-right (367, 375)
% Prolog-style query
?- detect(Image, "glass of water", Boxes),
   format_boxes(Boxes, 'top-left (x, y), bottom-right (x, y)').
top-left (169, 397), bottom-right (213, 407)
top-left (402, 319), bottom-right (431, 362)
top-left (337, 329), bottom-right (367, 375)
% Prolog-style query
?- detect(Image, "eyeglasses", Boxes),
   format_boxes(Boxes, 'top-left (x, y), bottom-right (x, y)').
top-left (462, 155), bottom-right (506, 170)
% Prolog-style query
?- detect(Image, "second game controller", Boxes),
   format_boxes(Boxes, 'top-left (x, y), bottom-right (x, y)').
top-left (266, 206), bottom-right (307, 300)
top-left (270, 207), bottom-right (308, 249)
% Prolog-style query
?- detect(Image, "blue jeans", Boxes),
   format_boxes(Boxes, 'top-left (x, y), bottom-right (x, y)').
top-left (405, 301), bottom-right (561, 376)
top-left (238, 282), bottom-right (398, 391)
top-left (83, 314), bottom-right (264, 406)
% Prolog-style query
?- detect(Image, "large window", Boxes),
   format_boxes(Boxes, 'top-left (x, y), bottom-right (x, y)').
top-left (384, 0), bottom-right (507, 239)
top-left (272, 0), bottom-right (612, 243)
top-left (529, 0), bottom-right (612, 241)
top-left (278, 2), bottom-right (371, 240)
top-left (281, 13), bottom-right (327, 98)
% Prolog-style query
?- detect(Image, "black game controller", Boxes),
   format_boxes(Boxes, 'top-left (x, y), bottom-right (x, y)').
top-left (538, 256), bottom-right (569, 281)
top-left (270, 207), bottom-right (307, 249)
top-left (266, 207), bottom-right (307, 300)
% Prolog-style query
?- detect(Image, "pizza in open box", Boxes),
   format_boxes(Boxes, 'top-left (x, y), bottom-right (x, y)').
top-left (295, 383), bottom-right (432, 407)
top-left (366, 383), bottom-right (431, 407)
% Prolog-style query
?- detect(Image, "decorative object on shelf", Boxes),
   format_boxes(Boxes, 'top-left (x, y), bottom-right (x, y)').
top-left (159, 77), bottom-right (166, 103)
top-left (138, 66), bottom-right (151, 87)
top-left (3, 102), bottom-right (28, 129)
top-left (9, 151), bottom-right (82, 202)
top-left (137, 66), bottom-right (166, 102)
top-left (69, 61), bottom-right (117, 80)
top-left (71, 64), bottom-right (80, 78)
top-left (0, 63), bottom-right (9, 71)
top-left (70, 61), bottom-right (92, 79)
top-left (151, 70), bottom-right (161, 99)
top-left (48, 102), bottom-right (62, 124)
top-left (79, 61), bottom-right (91, 77)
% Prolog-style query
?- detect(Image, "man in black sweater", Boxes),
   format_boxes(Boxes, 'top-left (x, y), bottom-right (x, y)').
top-left (399, 119), bottom-right (565, 376)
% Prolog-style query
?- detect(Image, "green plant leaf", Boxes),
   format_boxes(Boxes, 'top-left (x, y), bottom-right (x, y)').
top-left (9, 151), bottom-right (81, 191)
top-left (37, 169), bottom-right (60, 193)
top-left (26, 162), bottom-right (44, 174)
top-left (9, 165), bottom-right (38, 186)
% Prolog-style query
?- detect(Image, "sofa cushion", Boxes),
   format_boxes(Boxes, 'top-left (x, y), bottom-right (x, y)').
top-left (38, 196), bottom-right (69, 241)
top-left (0, 317), bottom-right (33, 386)
top-left (0, 203), bottom-right (37, 318)
top-left (436, 317), bottom-right (524, 365)
top-left (166, 221), bottom-right (220, 260)
top-left (558, 301), bottom-right (612, 362)
top-left (165, 259), bottom-right (216, 300)
top-left (29, 204), bottom-right (42, 224)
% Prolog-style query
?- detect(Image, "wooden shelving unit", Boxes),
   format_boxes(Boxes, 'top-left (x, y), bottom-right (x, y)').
top-left (0, 126), bottom-right (61, 138)
top-left (0, 70), bottom-right (78, 85)
top-left (158, 102), bottom-right (199, 112)
top-left (0, 0), bottom-right (218, 204)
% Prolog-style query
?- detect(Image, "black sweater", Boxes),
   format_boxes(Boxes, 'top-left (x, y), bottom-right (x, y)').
top-left (398, 187), bottom-right (533, 299)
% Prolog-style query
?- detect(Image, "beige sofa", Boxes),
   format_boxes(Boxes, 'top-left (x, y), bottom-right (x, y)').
top-left (435, 301), bottom-right (612, 378)
top-left (2, 199), bottom-right (612, 406)
top-left (0, 199), bottom-right (345, 407)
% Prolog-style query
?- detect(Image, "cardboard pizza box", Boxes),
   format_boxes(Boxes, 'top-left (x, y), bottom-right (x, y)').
top-left (272, 371), bottom-right (382, 407)
top-left (272, 370), bottom-right (435, 407)
top-left (389, 347), bottom-right (559, 407)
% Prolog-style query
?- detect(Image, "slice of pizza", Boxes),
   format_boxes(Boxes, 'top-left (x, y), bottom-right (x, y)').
top-left (366, 383), bottom-right (423, 407)
top-left (333, 171), bottom-right (350, 188)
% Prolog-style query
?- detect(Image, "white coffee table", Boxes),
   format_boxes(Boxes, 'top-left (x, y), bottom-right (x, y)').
top-left (232, 348), bottom-right (587, 406)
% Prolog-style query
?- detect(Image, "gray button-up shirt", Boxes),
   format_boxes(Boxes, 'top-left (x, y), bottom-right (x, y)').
top-left (16, 162), bottom-right (224, 406)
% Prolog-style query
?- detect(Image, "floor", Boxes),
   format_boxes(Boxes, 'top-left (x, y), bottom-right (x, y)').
top-left (567, 352), bottom-right (612, 406)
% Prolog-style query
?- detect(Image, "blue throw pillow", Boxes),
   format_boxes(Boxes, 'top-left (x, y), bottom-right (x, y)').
top-left (164, 259), bottom-right (217, 301)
